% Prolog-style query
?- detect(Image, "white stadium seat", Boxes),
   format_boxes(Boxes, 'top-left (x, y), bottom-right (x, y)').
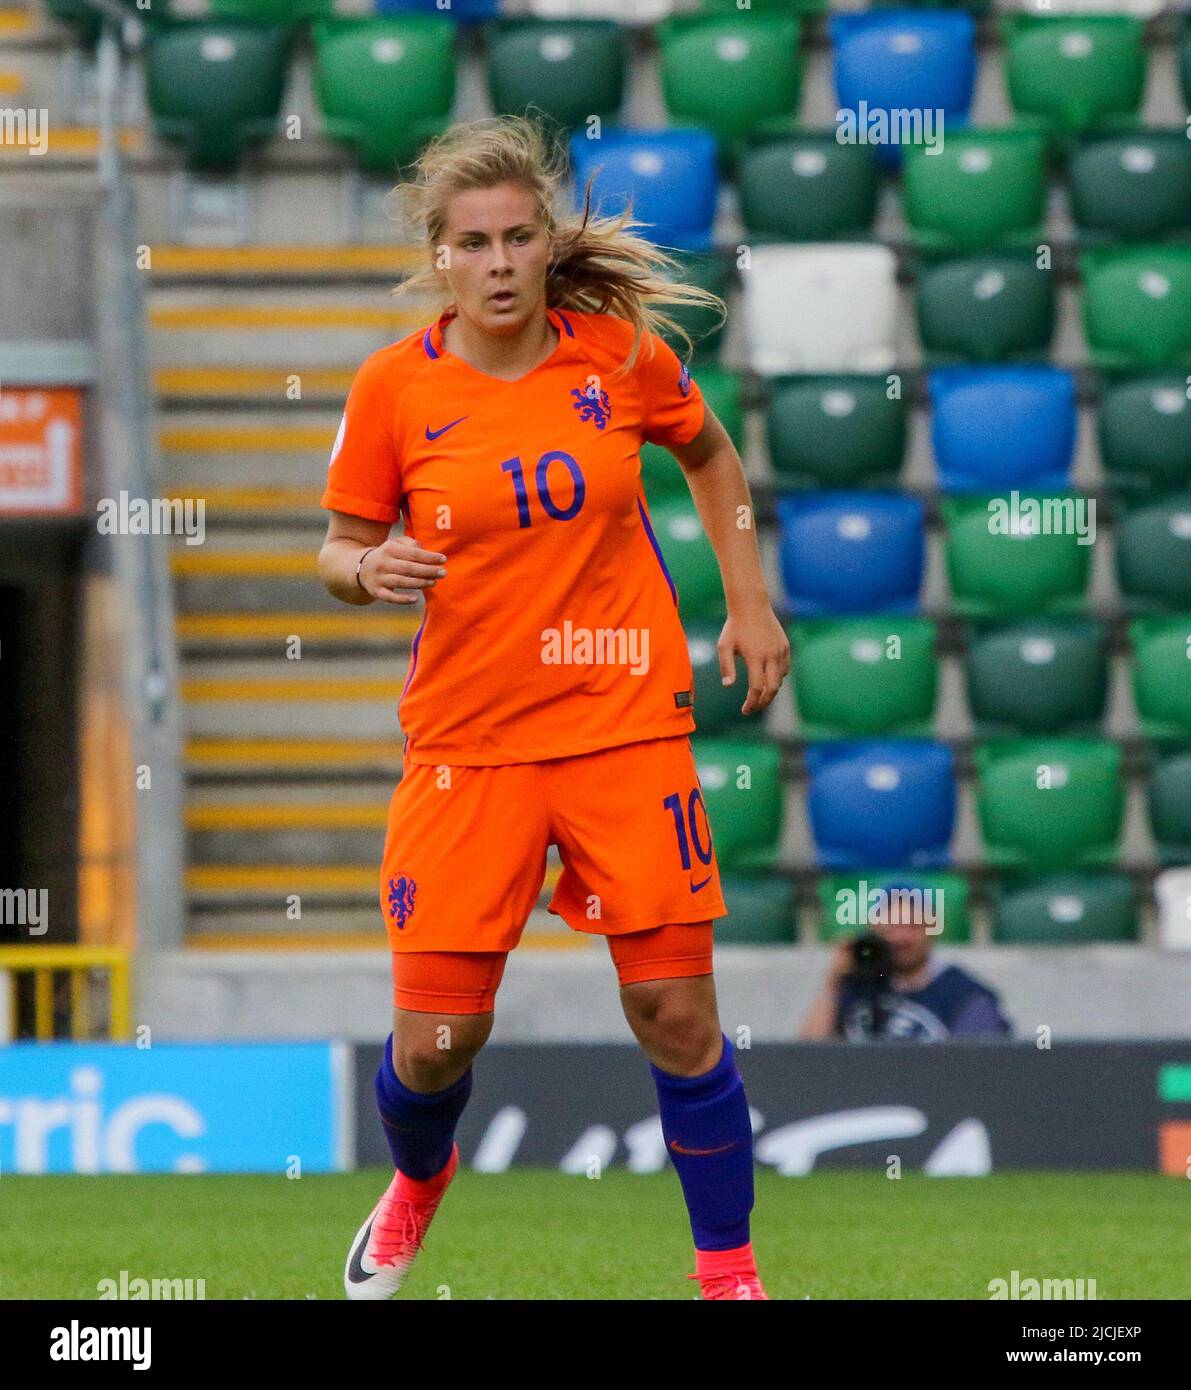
top-left (742, 244), bottom-right (900, 376)
top-left (998, 1), bottom-right (1167, 16)
top-left (1155, 868), bottom-right (1191, 949)
top-left (530, 0), bottom-right (678, 25)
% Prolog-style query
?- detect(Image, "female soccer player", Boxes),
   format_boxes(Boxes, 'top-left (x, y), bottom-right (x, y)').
top-left (318, 116), bottom-right (789, 1301)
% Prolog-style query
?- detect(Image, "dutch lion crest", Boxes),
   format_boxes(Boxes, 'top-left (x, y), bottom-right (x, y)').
top-left (387, 874), bottom-right (418, 931)
top-left (570, 381), bottom-right (613, 431)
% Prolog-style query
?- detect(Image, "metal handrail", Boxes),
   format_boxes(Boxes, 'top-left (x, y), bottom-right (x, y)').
top-left (78, 0), bottom-right (186, 949)
top-left (90, 4), bottom-right (169, 724)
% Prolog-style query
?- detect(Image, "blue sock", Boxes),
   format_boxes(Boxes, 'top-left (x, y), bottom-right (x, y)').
top-left (375, 1033), bottom-right (472, 1181)
top-left (650, 1034), bottom-right (754, 1252)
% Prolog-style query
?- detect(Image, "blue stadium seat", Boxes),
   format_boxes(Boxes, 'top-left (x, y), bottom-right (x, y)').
top-left (829, 10), bottom-right (976, 168)
top-left (376, 0), bottom-right (498, 18)
top-left (568, 127), bottom-right (719, 252)
top-left (929, 367), bottom-right (1077, 492)
top-left (776, 493), bottom-right (925, 615)
top-left (804, 740), bottom-right (957, 868)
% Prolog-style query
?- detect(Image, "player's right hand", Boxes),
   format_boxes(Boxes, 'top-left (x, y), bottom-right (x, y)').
top-left (359, 537), bottom-right (447, 605)
top-left (827, 941), bottom-right (854, 989)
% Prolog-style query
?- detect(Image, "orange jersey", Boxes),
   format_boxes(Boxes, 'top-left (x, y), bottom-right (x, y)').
top-left (321, 306), bottom-right (708, 766)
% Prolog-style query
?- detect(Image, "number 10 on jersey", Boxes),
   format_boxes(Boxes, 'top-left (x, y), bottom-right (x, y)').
top-left (501, 451), bottom-right (586, 527)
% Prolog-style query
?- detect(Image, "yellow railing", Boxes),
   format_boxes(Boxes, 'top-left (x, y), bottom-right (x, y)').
top-left (0, 946), bottom-right (131, 1041)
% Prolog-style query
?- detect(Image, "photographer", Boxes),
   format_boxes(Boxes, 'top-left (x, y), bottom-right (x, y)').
top-left (800, 889), bottom-right (1011, 1042)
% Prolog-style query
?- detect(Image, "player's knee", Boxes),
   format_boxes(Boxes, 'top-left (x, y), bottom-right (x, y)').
top-left (392, 1017), bottom-right (489, 1089)
top-left (623, 982), bottom-right (719, 1072)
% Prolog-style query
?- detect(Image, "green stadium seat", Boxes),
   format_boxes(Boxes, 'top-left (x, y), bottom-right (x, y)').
top-left (692, 737), bottom-right (784, 872)
top-left (715, 875), bottom-right (797, 945)
top-left (964, 620), bottom-right (1108, 736)
top-left (941, 496), bottom-right (1092, 618)
top-left (1081, 248), bottom-right (1191, 371)
top-left (973, 739), bottom-right (1123, 870)
top-left (486, 20), bottom-right (626, 132)
top-left (656, 251), bottom-right (731, 362)
top-left (991, 874), bottom-right (1139, 944)
top-left (657, 15), bottom-right (802, 156)
top-left (313, 19), bottom-right (456, 174)
top-left (1098, 375), bottom-right (1191, 495)
top-left (698, 0), bottom-right (824, 13)
top-left (1150, 750), bottom-right (1191, 863)
top-left (738, 136), bottom-right (879, 242)
top-left (687, 617), bottom-right (750, 737)
top-left (817, 872), bottom-right (971, 945)
top-left (146, 21), bottom-right (293, 172)
top-left (647, 497), bottom-right (724, 619)
top-left (1130, 617), bottom-right (1191, 740)
top-left (915, 255), bottom-right (1056, 363)
top-left (902, 129), bottom-right (1047, 254)
top-left (1003, 15), bottom-right (1147, 137)
top-left (766, 375), bottom-right (907, 489)
top-left (1115, 494), bottom-right (1191, 611)
top-left (211, 0), bottom-right (333, 20)
top-left (1070, 133), bottom-right (1191, 244)
top-left (641, 365), bottom-right (742, 501)
top-left (790, 617), bottom-right (938, 738)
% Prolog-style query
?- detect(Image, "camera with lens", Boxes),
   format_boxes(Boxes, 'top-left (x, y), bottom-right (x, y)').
top-left (846, 932), bottom-right (895, 1038)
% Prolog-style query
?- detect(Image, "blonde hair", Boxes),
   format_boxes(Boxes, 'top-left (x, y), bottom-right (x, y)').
top-left (392, 114), bottom-right (727, 377)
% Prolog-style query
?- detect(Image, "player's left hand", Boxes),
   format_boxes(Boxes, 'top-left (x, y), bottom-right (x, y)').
top-left (717, 605), bottom-right (790, 715)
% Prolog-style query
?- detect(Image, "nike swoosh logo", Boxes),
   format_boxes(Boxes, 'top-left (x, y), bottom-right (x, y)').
top-left (690, 875), bottom-right (712, 893)
top-left (425, 416), bottom-right (468, 440)
top-left (669, 1139), bottom-right (738, 1157)
top-left (346, 1216), bottom-right (376, 1284)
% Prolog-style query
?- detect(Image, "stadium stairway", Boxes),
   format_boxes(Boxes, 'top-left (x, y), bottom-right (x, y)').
top-left (149, 248), bottom-right (582, 947)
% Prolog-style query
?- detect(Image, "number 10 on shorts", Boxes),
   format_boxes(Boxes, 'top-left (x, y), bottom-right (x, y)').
top-left (663, 788), bottom-right (714, 870)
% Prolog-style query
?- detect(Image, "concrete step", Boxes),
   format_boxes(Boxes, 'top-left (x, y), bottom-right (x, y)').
top-left (178, 610), bottom-right (417, 655)
top-left (148, 288), bottom-right (426, 367)
top-left (191, 827), bottom-right (389, 867)
top-left (178, 653), bottom-right (409, 739)
top-left (155, 365), bottom-right (356, 407)
top-left (159, 410), bottom-right (341, 501)
top-left (166, 488), bottom-right (327, 528)
top-left (0, 8), bottom-right (36, 39)
top-left (161, 411), bottom-right (341, 455)
top-left (186, 783), bottom-right (391, 865)
top-left (173, 573), bottom-right (376, 614)
top-left (186, 736), bottom-right (404, 780)
top-left (0, 123), bottom-right (145, 162)
top-left (148, 243), bottom-right (420, 285)
top-left (169, 530), bottom-right (418, 613)
top-left (187, 862), bottom-right (379, 902)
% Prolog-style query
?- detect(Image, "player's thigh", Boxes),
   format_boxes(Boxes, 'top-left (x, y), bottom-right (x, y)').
top-left (380, 760), bottom-right (548, 953)
top-left (389, 951), bottom-right (507, 1086)
top-left (546, 736), bottom-right (728, 933)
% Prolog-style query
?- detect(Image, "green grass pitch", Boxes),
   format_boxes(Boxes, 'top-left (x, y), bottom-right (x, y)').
top-left (4, 1170), bottom-right (1187, 1300)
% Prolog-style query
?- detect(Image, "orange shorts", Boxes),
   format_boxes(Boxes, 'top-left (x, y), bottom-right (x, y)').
top-left (378, 734), bottom-right (727, 956)
top-left (391, 921), bottom-right (715, 1013)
